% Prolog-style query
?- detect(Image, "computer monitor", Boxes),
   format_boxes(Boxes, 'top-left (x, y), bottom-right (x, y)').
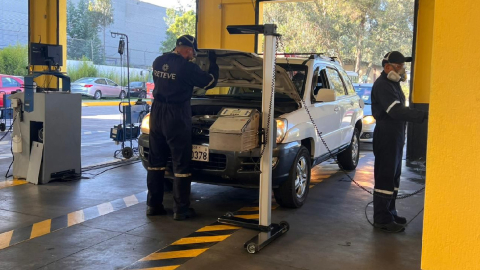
top-left (30, 43), bottom-right (63, 67)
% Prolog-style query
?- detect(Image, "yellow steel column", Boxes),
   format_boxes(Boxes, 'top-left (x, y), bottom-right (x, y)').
top-left (421, 0), bottom-right (480, 268)
top-left (197, 0), bottom-right (256, 52)
top-left (412, 0), bottom-right (434, 103)
top-left (29, 0), bottom-right (67, 87)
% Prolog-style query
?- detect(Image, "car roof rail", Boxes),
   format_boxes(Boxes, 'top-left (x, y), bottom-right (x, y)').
top-left (259, 52), bottom-right (325, 58)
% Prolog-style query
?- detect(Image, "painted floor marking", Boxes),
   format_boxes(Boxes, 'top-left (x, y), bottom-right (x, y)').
top-left (0, 190), bottom-right (148, 250)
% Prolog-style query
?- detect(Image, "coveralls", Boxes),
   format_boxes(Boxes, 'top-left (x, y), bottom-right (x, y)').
top-left (371, 71), bottom-right (427, 224)
top-left (147, 52), bottom-right (219, 214)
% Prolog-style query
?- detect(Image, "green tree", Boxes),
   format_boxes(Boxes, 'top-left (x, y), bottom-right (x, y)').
top-left (67, 0), bottom-right (103, 64)
top-left (160, 9), bottom-right (196, 53)
top-left (263, 0), bottom-right (414, 73)
top-left (0, 44), bottom-right (28, 76)
top-left (88, 0), bottom-right (114, 60)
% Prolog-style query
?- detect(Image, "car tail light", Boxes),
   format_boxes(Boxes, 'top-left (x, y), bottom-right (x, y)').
top-left (84, 84), bottom-right (93, 88)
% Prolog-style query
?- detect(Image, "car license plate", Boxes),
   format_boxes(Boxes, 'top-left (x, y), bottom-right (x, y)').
top-left (192, 145), bottom-right (209, 162)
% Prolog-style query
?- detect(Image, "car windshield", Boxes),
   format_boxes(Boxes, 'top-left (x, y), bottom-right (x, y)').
top-left (129, 82), bottom-right (143, 87)
top-left (278, 64), bottom-right (307, 95)
top-left (354, 85), bottom-right (372, 104)
top-left (75, 78), bottom-right (95, 83)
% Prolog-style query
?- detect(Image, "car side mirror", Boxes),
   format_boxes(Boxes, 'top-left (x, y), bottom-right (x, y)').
top-left (315, 88), bottom-right (336, 102)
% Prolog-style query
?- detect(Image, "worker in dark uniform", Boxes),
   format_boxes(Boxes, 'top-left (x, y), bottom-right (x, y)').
top-left (371, 51), bottom-right (428, 232)
top-left (146, 35), bottom-right (219, 220)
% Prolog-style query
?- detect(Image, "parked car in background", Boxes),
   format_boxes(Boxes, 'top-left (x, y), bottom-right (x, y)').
top-left (353, 83), bottom-right (374, 142)
top-left (124, 81), bottom-right (147, 98)
top-left (71, 77), bottom-right (125, 100)
top-left (0, 74), bottom-right (24, 107)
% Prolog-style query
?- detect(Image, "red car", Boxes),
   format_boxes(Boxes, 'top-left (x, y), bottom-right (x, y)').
top-left (0, 74), bottom-right (23, 107)
top-left (146, 70), bottom-right (154, 99)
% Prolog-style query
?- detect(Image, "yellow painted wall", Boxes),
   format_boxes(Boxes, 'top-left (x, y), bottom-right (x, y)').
top-left (412, 0), bottom-right (434, 103)
top-left (29, 0), bottom-right (67, 87)
top-left (197, 0), bottom-right (256, 52)
top-left (421, 0), bottom-right (480, 269)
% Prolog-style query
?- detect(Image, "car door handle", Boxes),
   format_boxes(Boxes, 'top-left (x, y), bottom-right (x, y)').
top-left (350, 101), bottom-right (354, 106)
top-left (334, 106), bottom-right (340, 112)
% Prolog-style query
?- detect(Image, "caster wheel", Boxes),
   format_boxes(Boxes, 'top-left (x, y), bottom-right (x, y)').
top-left (0, 123), bottom-right (5, 132)
top-left (280, 221), bottom-right (290, 233)
top-left (122, 147), bottom-right (134, 159)
top-left (246, 242), bottom-right (257, 254)
top-left (225, 212), bottom-right (234, 218)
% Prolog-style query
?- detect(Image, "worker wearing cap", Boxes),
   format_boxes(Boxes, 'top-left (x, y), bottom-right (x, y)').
top-left (146, 35), bottom-right (219, 220)
top-left (371, 51), bottom-right (428, 232)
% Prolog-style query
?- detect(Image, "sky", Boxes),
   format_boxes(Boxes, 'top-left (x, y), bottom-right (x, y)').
top-left (139, 0), bottom-right (196, 11)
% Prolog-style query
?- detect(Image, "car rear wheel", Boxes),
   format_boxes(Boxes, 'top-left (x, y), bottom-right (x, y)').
top-left (119, 91), bottom-right (126, 99)
top-left (94, 90), bottom-right (102, 100)
top-left (337, 128), bottom-right (360, 170)
top-left (274, 146), bottom-right (311, 208)
top-left (138, 91), bottom-right (146, 99)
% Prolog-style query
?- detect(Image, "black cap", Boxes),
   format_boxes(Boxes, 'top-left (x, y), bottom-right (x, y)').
top-left (176, 35), bottom-right (198, 52)
top-left (382, 51), bottom-right (412, 67)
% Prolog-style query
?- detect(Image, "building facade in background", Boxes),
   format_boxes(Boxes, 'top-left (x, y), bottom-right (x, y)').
top-left (0, 0), bottom-right (168, 68)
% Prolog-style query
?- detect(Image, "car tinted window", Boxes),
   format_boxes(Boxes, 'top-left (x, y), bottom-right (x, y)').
top-left (129, 82), bottom-right (143, 87)
top-left (2, 77), bottom-right (19, 87)
top-left (107, 79), bottom-right (117, 86)
top-left (75, 78), bottom-right (95, 83)
top-left (326, 68), bottom-right (346, 97)
top-left (95, 79), bottom-right (107, 85)
top-left (339, 69), bottom-right (356, 95)
top-left (277, 64), bottom-right (308, 96)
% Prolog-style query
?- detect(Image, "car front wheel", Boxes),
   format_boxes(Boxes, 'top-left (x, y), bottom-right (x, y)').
top-left (274, 146), bottom-right (311, 208)
top-left (337, 128), bottom-right (360, 170)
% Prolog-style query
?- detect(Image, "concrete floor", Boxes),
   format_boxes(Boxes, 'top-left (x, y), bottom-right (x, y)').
top-left (0, 107), bottom-right (426, 270)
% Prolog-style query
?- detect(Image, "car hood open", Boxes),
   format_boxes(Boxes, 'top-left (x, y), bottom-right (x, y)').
top-left (194, 49), bottom-right (301, 103)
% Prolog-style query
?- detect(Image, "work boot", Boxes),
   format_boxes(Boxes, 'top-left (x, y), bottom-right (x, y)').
top-left (174, 208), bottom-right (196, 221)
top-left (373, 221), bottom-right (405, 233)
top-left (146, 206), bottom-right (167, 216)
top-left (393, 215), bottom-right (407, 225)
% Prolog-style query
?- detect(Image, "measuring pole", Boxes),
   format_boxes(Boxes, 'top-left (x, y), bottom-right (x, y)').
top-left (219, 24), bottom-right (289, 254)
top-left (259, 33), bottom-right (276, 227)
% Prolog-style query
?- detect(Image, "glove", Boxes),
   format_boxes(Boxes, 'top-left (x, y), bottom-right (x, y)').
top-left (208, 51), bottom-right (217, 63)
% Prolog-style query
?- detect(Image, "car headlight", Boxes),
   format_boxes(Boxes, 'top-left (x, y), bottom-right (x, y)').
top-left (276, 118), bottom-right (288, 143)
top-left (141, 114), bottom-right (150, 134)
top-left (363, 115), bottom-right (376, 125)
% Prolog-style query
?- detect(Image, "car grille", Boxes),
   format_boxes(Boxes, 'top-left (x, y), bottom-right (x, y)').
top-left (141, 146), bottom-right (226, 171)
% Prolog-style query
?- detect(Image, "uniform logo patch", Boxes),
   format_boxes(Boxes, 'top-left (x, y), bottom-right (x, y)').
top-left (162, 64), bottom-right (169, 72)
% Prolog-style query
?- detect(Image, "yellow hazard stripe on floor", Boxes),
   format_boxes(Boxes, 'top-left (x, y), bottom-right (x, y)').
top-left (141, 249), bottom-right (208, 261)
top-left (124, 158), bottom-right (366, 270)
top-left (0, 190), bottom-right (148, 251)
top-left (124, 222), bottom-right (239, 270)
top-left (0, 179), bottom-right (28, 190)
top-left (196, 225), bottom-right (240, 232)
top-left (129, 266), bottom-right (180, 270)
top-left (172, 235), bottom-right (231, 245)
